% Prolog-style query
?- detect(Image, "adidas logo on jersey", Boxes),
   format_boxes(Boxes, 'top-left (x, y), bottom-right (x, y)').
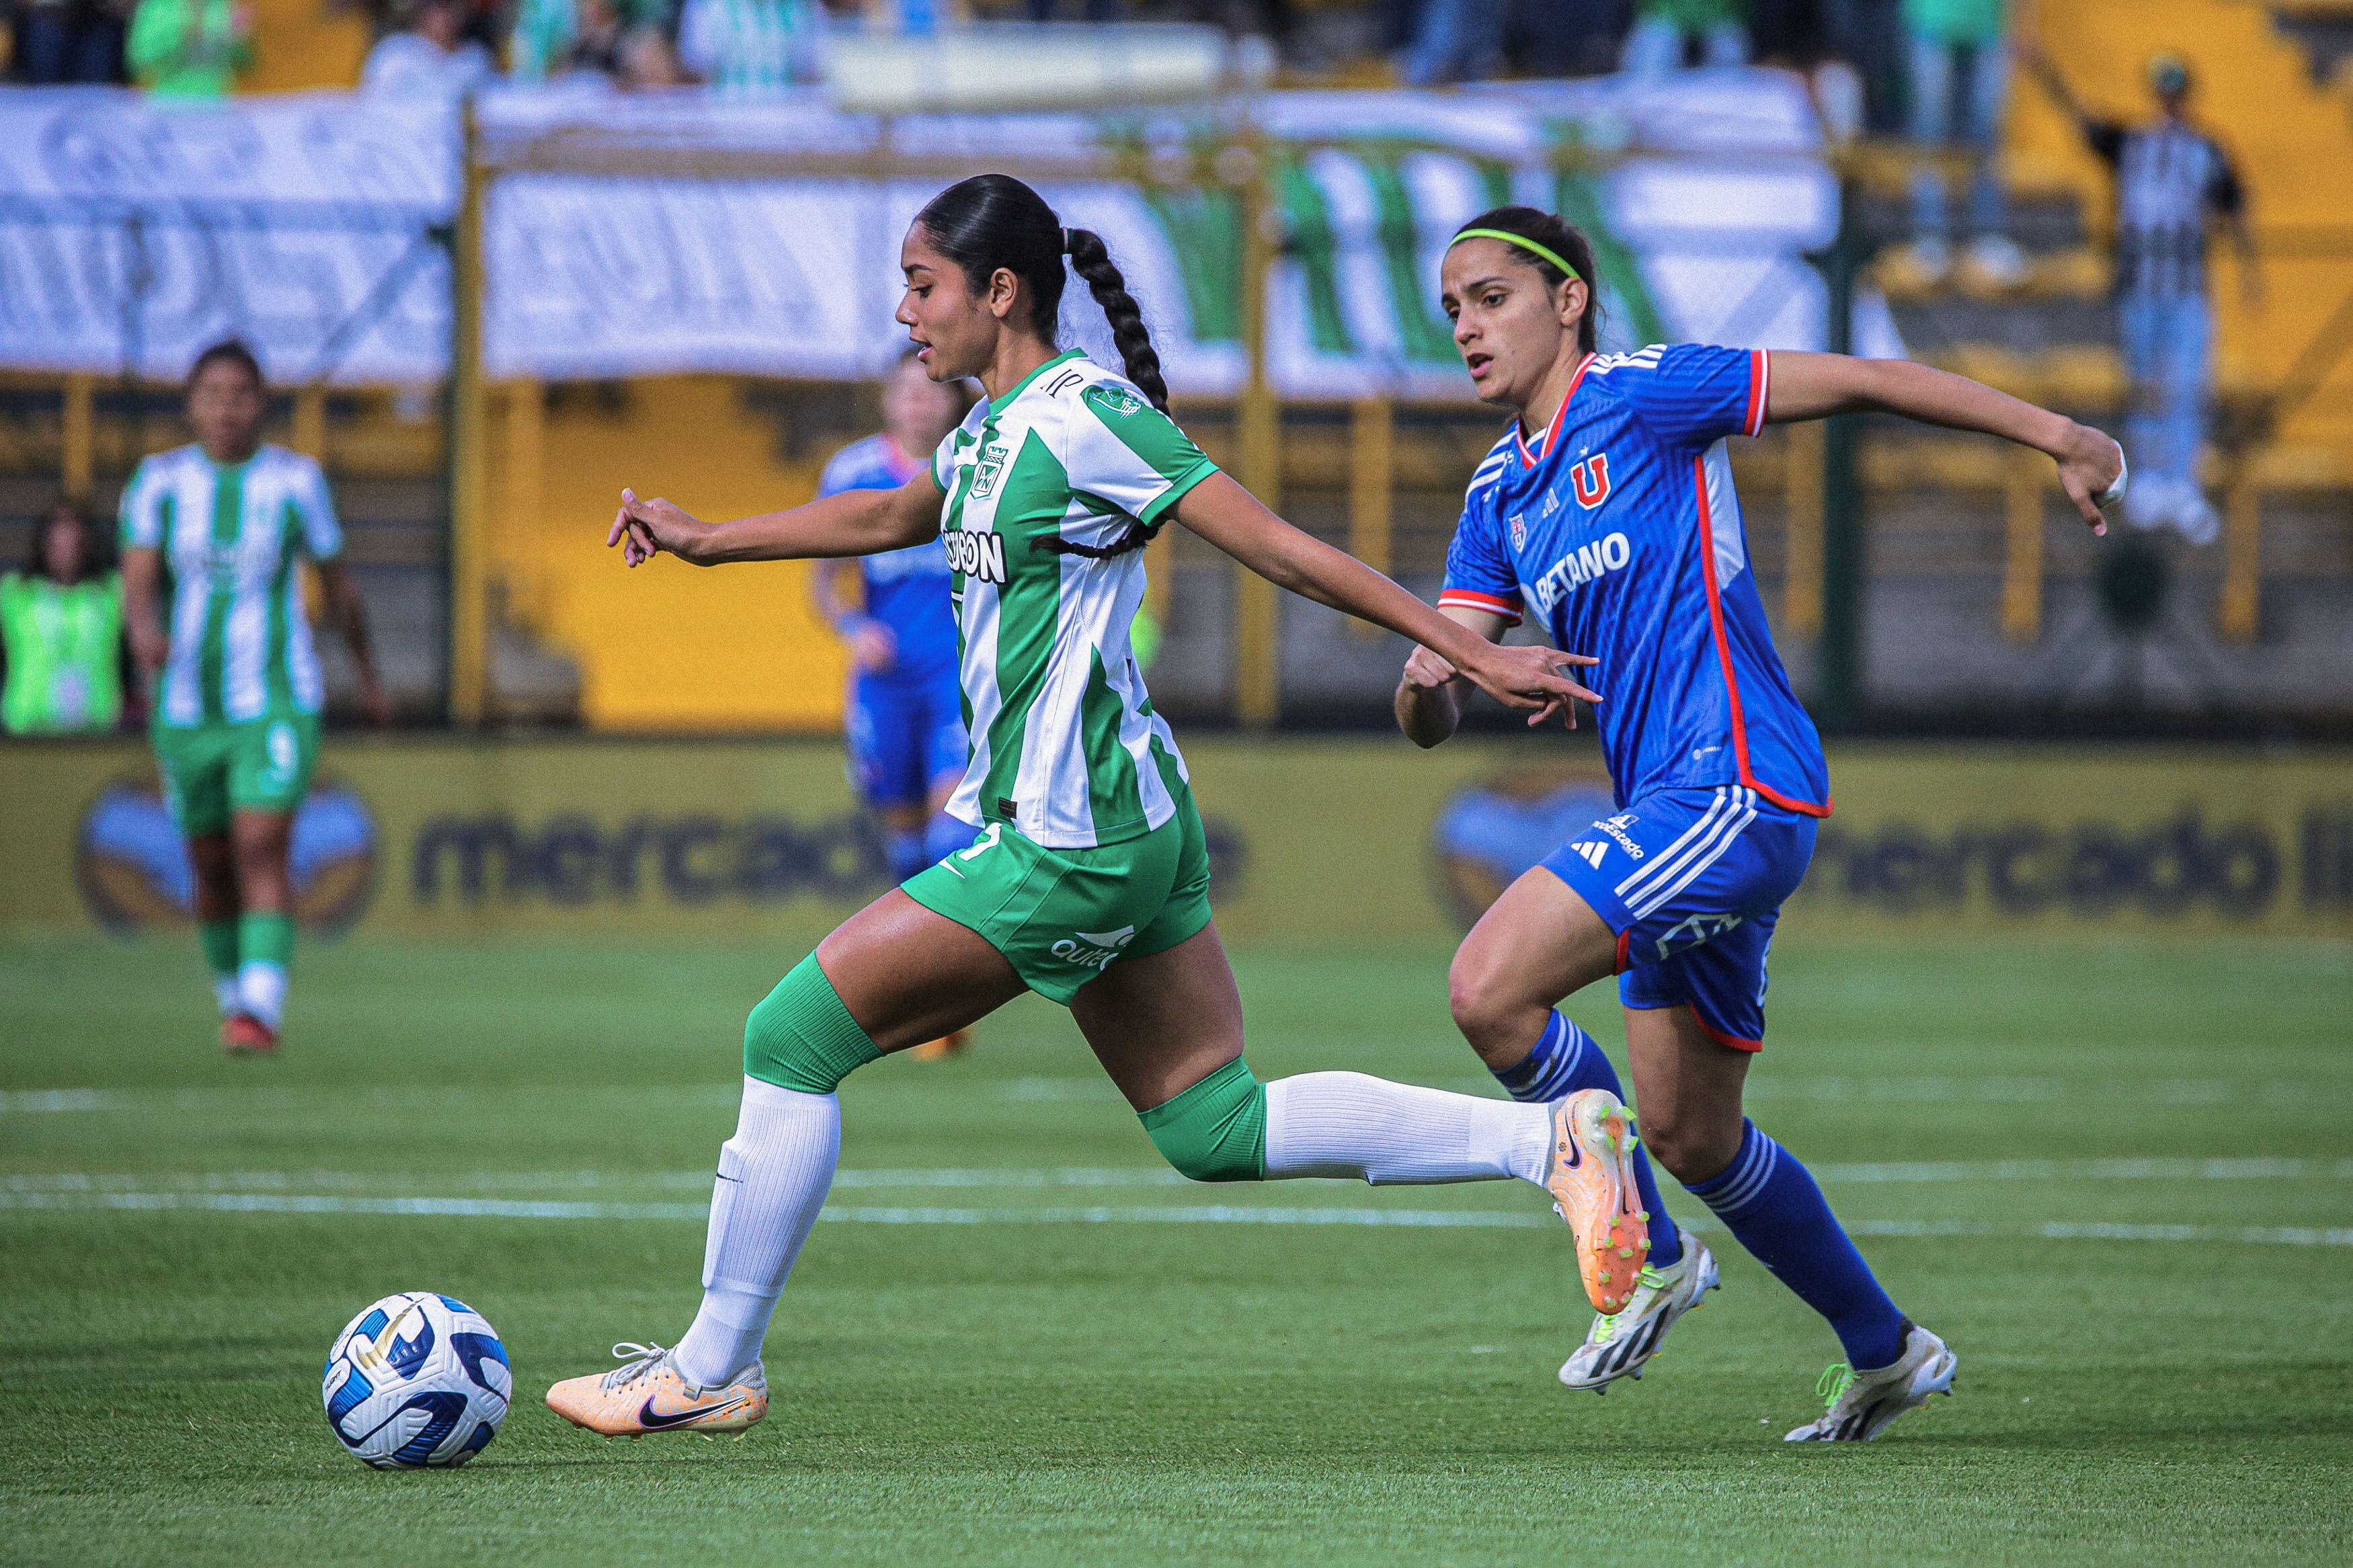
top-left (1052, 925), bottom-right (1136, 972)
top-left (1527, 530), bottom-right (1632, 618)
top-left (942, 528), bottom-right (1010, 584)
top-left (1568, 841), bottom-right (1607, 870)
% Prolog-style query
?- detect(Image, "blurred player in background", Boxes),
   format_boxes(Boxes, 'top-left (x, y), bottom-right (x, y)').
top-left (810, 350), bottom-right (976, 1059)
top-left (2025, 46), bottom-right (2258, 544)
top-left (120, 340), bottom-right (389, 1056)
top-left (1398, 206), bottom-right (2124, 1440)
top-left (547, 174), bottom-right (1622, 1441)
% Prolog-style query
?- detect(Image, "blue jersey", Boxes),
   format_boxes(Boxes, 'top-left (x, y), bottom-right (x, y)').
top-left (817, 433), bottom-right (959, 685)
top-left (1439, 344), bottom-right (1830, 817)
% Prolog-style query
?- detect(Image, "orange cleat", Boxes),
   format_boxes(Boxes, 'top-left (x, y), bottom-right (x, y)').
top-left (908, 1029), bottom-right (971, 1063)
top-left (1544, 1088), bottom-right (1649, 1315)
top-left (221, 1014), bottom-right (278, 1055)
top-left (546, 1343), bottom-right (767, 1438)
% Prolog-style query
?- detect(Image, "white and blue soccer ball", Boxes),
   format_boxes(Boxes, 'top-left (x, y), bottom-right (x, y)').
top-left (321, 1292), bottom-right (511, 1469)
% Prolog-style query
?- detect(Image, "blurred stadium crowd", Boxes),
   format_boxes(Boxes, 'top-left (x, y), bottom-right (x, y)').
top-left (0, 1), bottom-right (2167, 110)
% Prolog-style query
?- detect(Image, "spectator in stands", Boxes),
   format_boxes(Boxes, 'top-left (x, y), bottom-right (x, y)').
top-left (1, 499), bottom-right (127, 737)
top-left (1400, 0), bottom-right (1505, 84)
top-left (1027, 0), bottom-right (1119, 19)
top-left (10, 0), bottom-right (131, 82)
top-left (1622, 0), bottom-right (1747, 77)
top-left (2028, 48), bottom-right (2258, 544)
top-left (676, 0), bottom-right (822, 95)
top-left (124, 0), bottom-right (248, 95)
top-left (361, 0), bottom-right (493, 99)
top-left (509, 0), bottom-right (660, 81)
top-left (1901, 0), bottom-right (2024, 287)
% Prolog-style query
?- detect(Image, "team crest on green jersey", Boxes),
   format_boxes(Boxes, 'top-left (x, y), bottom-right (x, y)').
top-left (971, 440), bottom-right (1010, 498)
top-left (1082, 384), bottom-right (1146, 419)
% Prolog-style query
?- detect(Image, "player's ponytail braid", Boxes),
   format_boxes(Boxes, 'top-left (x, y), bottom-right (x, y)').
top-left (914, 176), bottom-right (1172, 561)
top-left (1062, 227), bottom-right (1170, 415)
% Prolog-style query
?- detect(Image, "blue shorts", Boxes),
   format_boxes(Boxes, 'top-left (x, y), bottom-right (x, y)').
top-left (847, 671), bottom-right (967, 811)
top-left (1538, 784), bottom-right (1817, 1051)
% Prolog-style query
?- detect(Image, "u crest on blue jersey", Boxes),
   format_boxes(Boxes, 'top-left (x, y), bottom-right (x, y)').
top-left (1570, 453), bottom-right (1612, 509)
top-left (1509, 513), bottom-right (1527, 550)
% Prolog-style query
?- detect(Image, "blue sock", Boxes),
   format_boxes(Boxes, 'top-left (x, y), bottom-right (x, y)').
top-left (923, 813), bottom-right (970, 864)
top-left (885, 829), bottom-right (928, 883)
top-left (1685, 1120), bottom-right (1907, 1370)
top-left (1492, 1012), bottom-right (1681, 1268)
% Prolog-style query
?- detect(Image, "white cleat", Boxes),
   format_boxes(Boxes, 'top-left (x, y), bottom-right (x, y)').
top-left (1783, 1321), bottom-right (1957, 1442)
top-left (1558, 1231), bottom-right (1718, 1394)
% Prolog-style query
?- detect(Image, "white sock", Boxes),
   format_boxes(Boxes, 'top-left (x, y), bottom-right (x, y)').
top-left (1263, 1072), bottom-right (1551, 1186)
top-left (235, 960), bottom-right (286, 1029)
top-left (672, 1075), bottom-right (840, 1388)
top-left (213, 975), bottom-right (242, 1018)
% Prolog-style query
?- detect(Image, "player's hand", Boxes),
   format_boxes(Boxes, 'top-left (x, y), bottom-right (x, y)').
top-left (128, 617), bottom-right (169, 677)
top-left (1400, 645), bottom-right (1458, 692)
top-left (1458, 642), bottom-right (1601, 731)
top-left (608, 489), bottom-right (705, 566)
top-left (2052, 422), bottom-right (2126, 534)
top-left (356, 673), bottom-right (395, 729)
top-left (847, 618), bottom-right (897, 673)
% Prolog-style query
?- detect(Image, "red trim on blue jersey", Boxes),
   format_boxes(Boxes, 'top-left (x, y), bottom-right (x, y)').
top-left (1613, 929), bottom-right (1633, 975)
top-left (1743, 350), bottom-right (1771, 439)
top-left (1689, 454), bottom-right (1833, 819)
top-left (1687, 1002), bottom-right (1763, 1053)
top-left (1437, 588), bottom-right (1525, 625)
top-left (1514, 354), bottom-right (1595, 469)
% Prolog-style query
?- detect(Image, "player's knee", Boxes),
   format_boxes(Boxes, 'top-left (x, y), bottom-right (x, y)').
top-left (742, 954), bottom-right (883, 1095)
top-left (1139, 1058), bottom-right (1267, 1182)
top-left (1638, 1106), bottom-right (1740, 1184)
top-left (1446, 946), bottom-right (1533, 1062)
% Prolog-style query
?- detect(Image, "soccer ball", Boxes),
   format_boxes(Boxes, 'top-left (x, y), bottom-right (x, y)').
top-left (321, 1292), bottom-right (511, 1469)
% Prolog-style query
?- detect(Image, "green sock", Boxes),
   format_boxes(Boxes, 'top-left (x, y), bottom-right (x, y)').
top-left (744, 954), bottom-right (882, 1094)
top-left (199, 918), bottom-right (241, 1015)
top-left (238, 911), bottom-right (294, 968)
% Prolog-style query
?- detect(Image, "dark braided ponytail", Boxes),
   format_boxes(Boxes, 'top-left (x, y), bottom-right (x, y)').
top-left (1062, 227), bottom-right (1169, 414)
top-left (914, 175), bottom-right (1176, 561)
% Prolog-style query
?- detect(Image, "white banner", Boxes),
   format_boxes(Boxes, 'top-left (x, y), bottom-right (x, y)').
top-left (0, 73), bottom-right (1886, 394)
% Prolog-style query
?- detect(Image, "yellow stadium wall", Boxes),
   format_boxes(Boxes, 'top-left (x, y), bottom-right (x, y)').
top-left (8, 737), bottom-right (2351, 944)
top-left (2016, 0), bottom-right (2353, 465)
top-left (243, 0), bottom-right (369, 92)
top-left (487, 377), bottom-right (853, 732)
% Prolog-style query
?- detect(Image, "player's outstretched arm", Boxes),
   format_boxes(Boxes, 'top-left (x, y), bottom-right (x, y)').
top-left (608, 473), bottom-right (939, 567)
top-left (1173, 470), bottom-right (1598, 725)
top-left (1762, 352), bottom-right (2126, 533)
top-left (1393, 606), bottom-right (1513, 749)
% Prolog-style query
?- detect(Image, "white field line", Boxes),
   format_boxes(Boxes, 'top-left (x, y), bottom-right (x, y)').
top-left (5, 1157), bottom-right (2350, 1198)
top-left (9, 1075), bottom-right (2349, 1117)
top-left (1, 1186), bottom-right (2348, 1247)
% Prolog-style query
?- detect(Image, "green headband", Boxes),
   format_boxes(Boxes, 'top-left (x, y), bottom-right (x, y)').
top-left (1450, 228), bottom-right (1583, 285)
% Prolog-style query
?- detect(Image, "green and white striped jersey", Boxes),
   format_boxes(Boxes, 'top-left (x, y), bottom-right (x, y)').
top-left (118, 444), bottom-right (344, 729)
top-left (931, 351), bottom-right (1216, 849)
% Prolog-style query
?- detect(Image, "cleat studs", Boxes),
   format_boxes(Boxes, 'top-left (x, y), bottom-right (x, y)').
top-left (1617, 1247), bottom-right (1634, 1258)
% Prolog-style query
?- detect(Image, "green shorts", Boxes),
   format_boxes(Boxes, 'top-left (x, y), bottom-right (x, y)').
top-left (903, 789), bottom-right (1214, 1006)
top-left (151, 712), bottom-right (320, 835)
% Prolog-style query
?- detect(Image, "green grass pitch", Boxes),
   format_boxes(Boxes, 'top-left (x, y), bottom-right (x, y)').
top-left (3, 930), bottom-right (2350, 1566)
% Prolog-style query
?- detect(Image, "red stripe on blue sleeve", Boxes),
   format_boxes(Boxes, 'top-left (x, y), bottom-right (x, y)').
top-left (1437, 589), bottom-right (1524, 625)
top-left (1743, 349), bottom-right (1770, 439)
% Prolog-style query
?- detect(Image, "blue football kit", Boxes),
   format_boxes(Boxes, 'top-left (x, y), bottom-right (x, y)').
top-left (817, 434), bottom-right (968, 811)
top-left (1440, 344), bottom-right (1828, 1049)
